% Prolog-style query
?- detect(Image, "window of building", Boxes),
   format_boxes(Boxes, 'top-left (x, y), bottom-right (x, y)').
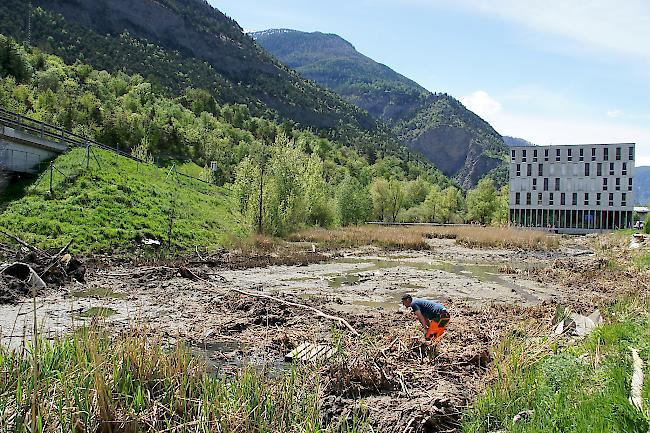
top-left (537, 192), bottom-right (543, 205)
top-left (584, 193), bottom-right (589, 205)
top-left (567, 148), bottom-right (573, 161)
top-left (629, 146), bottom-right (634, 161)
top-left (622, 193), bottom-right (627, 207)
top-left (629, 178), bottom-right (633, 191)
top-left (532, 178), bottom-right (537, 190)
top-left (603, 178), bottom-right (608, 190)
top-left (516, 164), bottom-right (521, 176)
top-left (538, 164), bottom-right (543, 176)
top-left (556, 148), bottom-right (561, 161)
top-left (622, 162), bottom-right (627, 175)
top-left (543, 178), bottom-right (549, 191)
top-left (533, 149), bottom-right (538, 162)
top-left (604, 147), bottom-right (609, 161)
top-left (511, 149), bottom-right (516, 161)
top-left (549, 192), bottom-right (554, 205)
top-left (544, 149), bottom-right (549, 161)
top-left (527, 164), bottom-right (532, 176)
top-left (555, 178), bottom-right (560, 191)
top-left (561, 193), bottom-right (566, 205)
top-left (592, 147), bottom-right (597, 161)
top-left (616, 178), bottom-right (621, 191)
top-left (579, 148), bottom-right (584, 161)
top-left (515, 192), bottom-right (520, 205)
top-left (616, 147), bottom-right (621, 161)
top-left (596, 193), bottom-right (601, 206)
top-left (522, 149), bottom-right (527, 162)
top-left (572, 193), bottom-right (578, 205)
top-left (597, 163), bottom-right (602, 176)
top-left (609, 193), bottom-right (614, 207)
top-left (609, 162), bottom-right (615, 175)
top-left (526, 192), bottom-right (531, 205)
top-left (584, 163), bottom-right (590, 176)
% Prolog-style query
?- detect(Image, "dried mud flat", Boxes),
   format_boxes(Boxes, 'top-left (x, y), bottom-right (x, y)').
top-left (0, 236), bottom-right (611, 432)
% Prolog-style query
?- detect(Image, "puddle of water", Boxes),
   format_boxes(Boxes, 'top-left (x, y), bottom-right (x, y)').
top-left (328, 274), bottom-right (361, 288)
top-left (79, 307), bottom-right (118, 318)
top-left (192, 340), bottom-right (286, 376)
top-left (401, 282), bottom-right (425, 290)
top-left (285, 276), bottom-right (320, 282)
top-left (71, 287), bottom-right (126, 299)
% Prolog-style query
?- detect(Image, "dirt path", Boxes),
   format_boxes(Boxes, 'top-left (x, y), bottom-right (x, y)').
top-left (0, 236), bottom-right (600, 432)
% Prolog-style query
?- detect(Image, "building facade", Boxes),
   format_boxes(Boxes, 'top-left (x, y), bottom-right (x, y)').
top-left (509, 143), bottom-right (635, 233)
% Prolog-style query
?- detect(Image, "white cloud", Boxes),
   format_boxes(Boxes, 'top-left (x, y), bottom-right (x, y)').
top-left (459, 90), bottom-right (502, 118)
top-left (607, 109), bottom-right (624, 118)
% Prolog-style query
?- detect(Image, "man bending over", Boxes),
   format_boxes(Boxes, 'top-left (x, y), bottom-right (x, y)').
top-left (401, 294), bottom-right (450, 342)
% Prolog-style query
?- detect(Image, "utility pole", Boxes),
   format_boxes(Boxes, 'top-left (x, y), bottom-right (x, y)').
top-left (27, 1), bottom-right (32, 47)
top-left (257, 163), bottom-right (264, 234)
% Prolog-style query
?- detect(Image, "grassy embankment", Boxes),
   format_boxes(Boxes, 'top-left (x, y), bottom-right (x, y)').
top-left (463, 249), bottom-right (650, 432)
top-left (291, 225), bottom-right (559, 251)
top-left (0, 328), bottom-right (366, 432)
top-left (0, 147), bottom-right (246, 253)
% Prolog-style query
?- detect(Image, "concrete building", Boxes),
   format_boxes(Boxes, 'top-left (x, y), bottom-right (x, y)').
top-left (509, 143), bottom-right (635, 234)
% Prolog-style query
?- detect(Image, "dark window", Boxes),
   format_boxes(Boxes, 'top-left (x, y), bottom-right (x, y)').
top-left (596, 193), bottom-right (601, 206)
top-left (527, 164), bottom-right (532, 176)
top-left (543, 178), bottom-right (549, 191)
top-left (538, 164), bottom-right (543, 176)
top-left (629, 146), bottom-right (634, 160)
top-left (597, 163), bottom-right (602, 176)
top-left (544, 149), bottom-right (549, 161)
top-left (537, 193), bottom-right (543, 205)
top-left (579, 148), bottom-right (584, 161)
top-left (567, 148), bottom-right (573, 161)
top-left (622, 162), bottom-right (627, 175)
top-left (511, 149), bottom-right (516, 161)
top-left (549, 192), bottom-right (554, 205)
top-left (622, 193), bottom-right (627, 206)
top-left (556, 148), bottom-right (561, 161)
top-left (609, 162), bottom-right (615, 175)
top-left (526, 193), bottom-right (531, 205)
top-left (515, 192), bottom-right (520, 205)
top-left (603, 178), bottom-right (608, 190)
top-left (555, 178), bottom-right (560, 191)
top-left (629, 178), bottom-right (633, 191)
top-left (561, 193), bottom-right (566, 205)
top-left (522, 149), bottom-right (527, 162)
top-left (592, 147), bottom-right (597, 161)
top-left (604, 147), bottom-right (609, 161)
top-left (584, 163), bottom-right (590, 176)
top-left (609, 193), bottom-right (614, 206)
top-left (533, 149), bottom-right (538, 161)
top-left (616, 178), bottom-right (620, 190)
top-left (572, 193), bottom-right (578, 205)
top-left (584, 193), bottom-right (589, 205)
top-left (616, 147), bottom-right (621, 160)
top-left (532, 178), bottom-right (537, 190)
top-left (516, 164), bottom-right (521, 176)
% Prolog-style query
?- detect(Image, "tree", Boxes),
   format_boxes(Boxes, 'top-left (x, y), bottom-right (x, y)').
top-left (466, 178), bottom-right (498, 224)
top-left (386, 180), bottom-right (404, 222)
top-left (439, 186), bottom-right (462, 223)
top-left (492, 185), bottom-right (509, 225)
top-left (371, 178), bottom-right (390, 221)
top-left (422, 185), bottom-right (443, 223)
top-left (337, 176), bottom-right (371, 226)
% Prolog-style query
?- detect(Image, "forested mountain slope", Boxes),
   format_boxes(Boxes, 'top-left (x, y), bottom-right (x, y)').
top-left (253, 29), bottom-right (509, 187)
top-left (0, 0), bottom-right (406, 160)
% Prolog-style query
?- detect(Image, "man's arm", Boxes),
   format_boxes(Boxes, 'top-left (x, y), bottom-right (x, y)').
top-left (415, 310), bottom-right (430, 331)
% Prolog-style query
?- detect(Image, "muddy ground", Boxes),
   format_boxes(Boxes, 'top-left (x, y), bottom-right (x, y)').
top-left (0, 235), bottom-right (624, 432)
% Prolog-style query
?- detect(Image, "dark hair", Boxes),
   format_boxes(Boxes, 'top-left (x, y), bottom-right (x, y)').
top-left (401, 294), bottom-right (412, 301)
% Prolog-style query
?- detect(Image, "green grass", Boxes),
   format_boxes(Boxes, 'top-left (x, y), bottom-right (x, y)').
top-left (0, 328), bottom-right (367, 432)
top-left (463, 296), bottom-right (650, 433)
top-left (0, 147), bottom-right (247, 253)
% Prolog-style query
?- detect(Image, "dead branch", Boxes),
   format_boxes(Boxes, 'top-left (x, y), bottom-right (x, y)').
top-left (41, 239), bottom-right (74, 276)
top-left (0, 230), bottom-right (50, 258)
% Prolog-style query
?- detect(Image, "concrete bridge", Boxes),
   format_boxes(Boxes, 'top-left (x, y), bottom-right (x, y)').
top-left (0, 107), bottom-right (81, 173)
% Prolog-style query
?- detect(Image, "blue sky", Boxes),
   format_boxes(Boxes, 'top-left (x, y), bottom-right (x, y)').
top-left (212, 0), bottom-right (650, 166)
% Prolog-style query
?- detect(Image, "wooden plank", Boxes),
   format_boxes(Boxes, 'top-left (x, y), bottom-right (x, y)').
top-left (285, 342), bottom-right (337, 363)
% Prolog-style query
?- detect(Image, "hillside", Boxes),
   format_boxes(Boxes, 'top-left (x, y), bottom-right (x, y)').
top-left (253, 29), bottom-right (508, 187)
top-left (0, 147), bottom-right (246, 252)
top-left (0, 0), bottom-right (406, 160)
top-left (634, 166), bottom-right (650, 205)
top-left (504, 136), bottom-right (536, 147)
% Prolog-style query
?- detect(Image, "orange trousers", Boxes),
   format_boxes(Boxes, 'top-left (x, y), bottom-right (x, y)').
top-left (425, 310), bottom-right (450, 342)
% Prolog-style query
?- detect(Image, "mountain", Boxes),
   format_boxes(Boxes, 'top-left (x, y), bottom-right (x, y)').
top-left (253, 29), bottom-right (508, 187)
top-left (634, 166), bottom-right (650, 205)
top-left (503, 136), bottom-right (536, 147)
top-left (0, 0), bottom-right (409, 161)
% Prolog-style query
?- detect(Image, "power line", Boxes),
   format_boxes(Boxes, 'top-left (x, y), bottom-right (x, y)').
top-left (27, 1), bottom-right (32, 46)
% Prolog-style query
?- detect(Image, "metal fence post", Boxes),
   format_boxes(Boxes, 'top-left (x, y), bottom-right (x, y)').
top-left (86, 143), bottom-right (90, 169)
top-left (49, 161), bottom-right (53, 195)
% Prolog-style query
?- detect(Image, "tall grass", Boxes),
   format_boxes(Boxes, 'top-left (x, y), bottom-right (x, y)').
top-left (462, 295), bottom-right (650, 432)
top-left (0, 328), bottom-right (367, 432)
top-left (290, 225), bottom-right (559, 251)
